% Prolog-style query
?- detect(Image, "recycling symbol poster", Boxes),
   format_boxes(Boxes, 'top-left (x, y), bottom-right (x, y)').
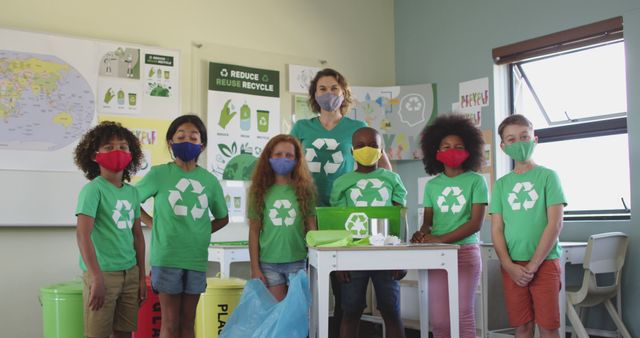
top-left (207, 62), bottom-right (280, 180)
top-left (348, 84), bottom-right (437, 160)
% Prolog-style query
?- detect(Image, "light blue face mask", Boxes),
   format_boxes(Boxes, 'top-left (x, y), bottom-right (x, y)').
top-left (315, 92), bottom-right (344, 112)
top-left (503, 140), bottom-right (536, 162)
top-left (269, 157), bottom-right (297, 176)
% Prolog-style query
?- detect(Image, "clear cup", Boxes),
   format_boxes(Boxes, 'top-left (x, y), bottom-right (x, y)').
top-left (369, 218), bottom-right (389, 237)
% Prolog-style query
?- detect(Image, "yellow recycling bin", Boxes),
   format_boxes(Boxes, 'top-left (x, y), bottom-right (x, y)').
top-left (195, 277), bottom-right (246, 338)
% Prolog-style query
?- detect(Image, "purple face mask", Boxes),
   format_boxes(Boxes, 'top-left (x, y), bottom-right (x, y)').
top-left (269, 158), bottom-right (297, 176)
top-left (315, 92), bottom-right (344, 112)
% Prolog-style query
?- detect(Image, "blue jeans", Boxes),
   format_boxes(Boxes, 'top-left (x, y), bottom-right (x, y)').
top-left (340, 270), bottom-right (401, 315)
top-left (259, 260), bottom-right (306, 287)
top-left (151, 266), bottom-right (206, 295)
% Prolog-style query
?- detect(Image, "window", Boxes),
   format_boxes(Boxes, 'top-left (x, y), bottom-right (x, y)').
top-left (493, 17), bottom-right (630, 220)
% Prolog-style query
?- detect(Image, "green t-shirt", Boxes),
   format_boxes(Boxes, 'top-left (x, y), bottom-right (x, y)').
top-left (489, 165), bottom-right (566, 261)
top-left (291, 116), bottom-right (367, 206)
top-left (75, 176), bottom-right (140, 272)
top-left (248, 184), bottom-right (315, 263)
top-left (423, 171), bottom-right (488, 245)
top-left (330, 168), bottom-right (407, 207)
top-left (136, 163), bottom-right (228, 272)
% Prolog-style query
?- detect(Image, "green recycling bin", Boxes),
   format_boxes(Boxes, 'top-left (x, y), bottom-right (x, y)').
top-left (195, 277), bottom-right (246, 338)
top-left (40, 280), bottom-right (85, 338)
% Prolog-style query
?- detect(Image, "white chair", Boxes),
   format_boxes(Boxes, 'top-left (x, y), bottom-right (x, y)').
top-left (566, 232), bottom-right (631, 338)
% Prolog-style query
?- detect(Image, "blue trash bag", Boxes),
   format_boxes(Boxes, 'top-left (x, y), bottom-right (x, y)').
top-left (220, 270), bottom-right (311, 338)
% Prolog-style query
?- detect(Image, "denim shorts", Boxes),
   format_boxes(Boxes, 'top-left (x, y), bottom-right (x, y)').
top-left (259, 260), bottom-right (306, 287)
top-left (340, 270), bottom-right (400, 315)
top-left (151, 266), bottom-right (206, 295)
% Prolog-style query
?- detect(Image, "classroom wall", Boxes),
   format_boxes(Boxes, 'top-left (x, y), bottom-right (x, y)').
top-left (0, 1), bottom-right (395, 337)
top-left (394, 0), bottom-right (640, 334)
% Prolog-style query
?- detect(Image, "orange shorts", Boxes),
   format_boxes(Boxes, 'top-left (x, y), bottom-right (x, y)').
top-left (501, 259), bottom-right (561, 329)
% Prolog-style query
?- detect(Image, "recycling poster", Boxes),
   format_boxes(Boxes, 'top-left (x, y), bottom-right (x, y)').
top-left (98, 47), bottom-right (180, 119)
top-left (348, 84), bottom-right (437, 160)
top-left (207, 62), bottom-right (280, 180)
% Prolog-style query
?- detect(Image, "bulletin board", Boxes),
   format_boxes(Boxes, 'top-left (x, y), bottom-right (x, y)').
top-left (0, 27), bottom-right (180, 226)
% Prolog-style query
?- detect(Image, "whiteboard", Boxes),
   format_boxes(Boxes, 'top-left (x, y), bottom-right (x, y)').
top-left (0, 27), bottom-right (180, 226)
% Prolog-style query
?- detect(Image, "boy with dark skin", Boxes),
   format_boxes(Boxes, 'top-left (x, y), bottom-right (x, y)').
top-left (331, 127), bottom-right (407, 338)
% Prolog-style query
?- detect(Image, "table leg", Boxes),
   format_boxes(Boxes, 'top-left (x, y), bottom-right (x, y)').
top-left (446, 265), bottom-right (460, 338)
top-left (418, 269), bottom-right (429, 338)
top-left (310, 265), bottom-right (318, 338)
top-left (318, 266), bottom-right (330, 338)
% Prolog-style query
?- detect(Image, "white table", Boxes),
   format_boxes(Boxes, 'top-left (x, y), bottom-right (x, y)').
top-left (207, 245), bottom-right (250, 277)
top-left (480, 242), bottom-right (588, 337)
top-left (308, 244), bottom-right (460, 338)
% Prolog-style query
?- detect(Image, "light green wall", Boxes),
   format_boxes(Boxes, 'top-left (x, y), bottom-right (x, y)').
top-left (394, 0), bottom-right (640, 335)
top-left (0, 1), bottom-right (395, 337)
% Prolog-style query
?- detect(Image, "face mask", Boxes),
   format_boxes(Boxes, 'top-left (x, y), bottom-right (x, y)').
top-left (353, 146), bottom-right (382, 166)
top-left (171, 142), bottom-right (202, 162)
top-left (436, 148), bottom-right (470, 168)
top-left (95, 150), bottom-right (132, 173)
top-left (503, 140), bottom-right (536, 162)
top-left (315, 92), bottom-right (344, 112)
top-left (269, 158), bottom-right (297, 176)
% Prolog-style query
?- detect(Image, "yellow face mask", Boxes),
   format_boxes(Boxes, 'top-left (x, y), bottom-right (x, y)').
top-left (353, 146), bottom-right (382, 166)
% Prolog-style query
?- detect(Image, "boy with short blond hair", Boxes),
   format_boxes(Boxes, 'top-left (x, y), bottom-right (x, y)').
top-left (490, 114), bottom-right (567, 338)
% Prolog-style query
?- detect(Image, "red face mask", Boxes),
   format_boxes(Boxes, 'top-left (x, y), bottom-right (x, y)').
top-left (95, 150), bottom-right (132, 173)
top-left (436, 148), bottom-right (470, 168)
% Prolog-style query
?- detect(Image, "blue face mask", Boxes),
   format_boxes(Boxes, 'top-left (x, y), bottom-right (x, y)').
top-left (171, 142), bottom-right (202, 162)
top-left (269, 158), bottom-right (297, 176)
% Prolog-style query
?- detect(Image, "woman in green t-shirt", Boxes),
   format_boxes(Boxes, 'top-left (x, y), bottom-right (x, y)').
top-left (137, 115), bottom-right (229, 338)
top-left (290, 69), bottom-right (391, 332)
top-left (411, 114), bottom-right (488, 338)
top-left (248, 134), bottom-right (317, 301)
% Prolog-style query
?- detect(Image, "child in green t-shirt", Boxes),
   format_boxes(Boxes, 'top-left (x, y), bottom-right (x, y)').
top-left (74, 121), bottom-right (146, 338)
top-left (136, 114), bottom-right (229, 337)
top-left (248, 134), bottom-right (317, 301)
top-left (410, 114), bottom-right (488, 338)
top-left (490, 114), bottom-right (567, 338)
top-left (330, 127), bottom-right (407, 338)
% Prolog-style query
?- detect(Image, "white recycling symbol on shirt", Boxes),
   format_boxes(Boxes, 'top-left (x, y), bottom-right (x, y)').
top-left (437, 186), bottom-right (466, 214)
top-left (508, 181), bottom-right (538, 211)
top-left (112, 200), bottom-right (134, 229)
top-left (168, 178), bottom-right (209, 220)
top-left (268, 199), bottom-right (297, 226)
top-left (349, 178), bottom-right (390, 207)
top-left (305, 138), bottom-right (343, 175)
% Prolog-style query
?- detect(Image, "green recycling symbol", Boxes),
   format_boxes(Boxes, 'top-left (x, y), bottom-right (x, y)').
top-left (304, 138), bottom-right (343, 175)
top-left (268, 199), bottom-right (297, 226)
top-left (168, 178), bottom-right (209, 220)
top-left (261, 74), bottom-right (269, 82)
top-left (220, 68), bottom-right (228, 77)
top-left (349, 178), bottom-right (389, 207)
top-left (112, 200), bottom-right (134, 229)
top-left (345, 212), bottom-right (369, 238)
top-left (508, 181), bottom-right (538, 210)
top-left (437, 186), bottom-right (466, 214)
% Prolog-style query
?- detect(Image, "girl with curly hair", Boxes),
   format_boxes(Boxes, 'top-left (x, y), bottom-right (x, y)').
top-left (73, 121), bottom-right (146, 338)
top-left (410, 113), bottom-right (488, 338)
top-left (248, 134), bottom-right (317, 301)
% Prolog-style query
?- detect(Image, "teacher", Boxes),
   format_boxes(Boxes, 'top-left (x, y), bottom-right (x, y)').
top-left (290, 68), bottom-right (391, 336)
top-left (291, 68), bottom-right (391, 207)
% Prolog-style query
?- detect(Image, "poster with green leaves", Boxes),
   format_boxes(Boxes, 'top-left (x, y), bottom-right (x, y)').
top-left (207, 62), bottom-right (280, 180)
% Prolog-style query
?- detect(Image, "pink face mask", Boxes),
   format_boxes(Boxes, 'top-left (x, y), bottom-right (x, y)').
top-left (436, 148), bottom-right (469, 168)
top-left (95, 150), bottom-right (132, 172)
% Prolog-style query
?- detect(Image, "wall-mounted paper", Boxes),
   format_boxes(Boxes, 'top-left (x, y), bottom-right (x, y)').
top-left (288, 64), bottom-right (321, 94)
